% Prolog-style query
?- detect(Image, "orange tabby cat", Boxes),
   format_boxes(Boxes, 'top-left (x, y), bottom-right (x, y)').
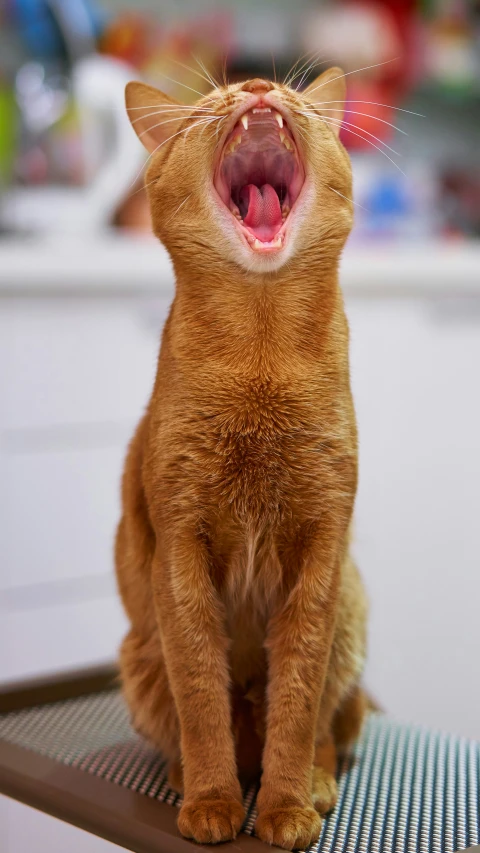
top-left (116, 69), bottom-right (368, 850)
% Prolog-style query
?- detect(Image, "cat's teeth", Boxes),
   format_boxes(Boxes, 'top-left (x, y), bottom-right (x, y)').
top-left (241, 114), bottom-right (249, 131)
top-left (225, 133), bottom-right (242, 155)
top-left (252, 236), bottom-right (283, 250)
top-left (274, 112), bottom-right (283, 128)
top-left (252, 107), bottom-right (271, 114)
top-left (279, 131), bottom-right (293, 152)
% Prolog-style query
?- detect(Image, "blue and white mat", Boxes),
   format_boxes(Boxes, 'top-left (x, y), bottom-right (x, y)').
top-left (1, 690), bottom-right (479, 852)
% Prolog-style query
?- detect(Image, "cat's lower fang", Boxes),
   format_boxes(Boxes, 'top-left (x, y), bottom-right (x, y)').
top-left (225, 133), bottom-right (242, 155)
top-left (279, 130), bottom-right (294, 152)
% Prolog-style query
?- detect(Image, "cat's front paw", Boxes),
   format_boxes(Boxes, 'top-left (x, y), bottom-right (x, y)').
top-left (178, 798), bottom-right (245, 844)
top-left (255, 806), bottom-right (322, 850)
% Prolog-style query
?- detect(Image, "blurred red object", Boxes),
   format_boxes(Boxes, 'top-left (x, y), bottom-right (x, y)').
top-left (301, 0), bottom-right (420, 151)
top-left (99, 13), bottom-right (162, 69)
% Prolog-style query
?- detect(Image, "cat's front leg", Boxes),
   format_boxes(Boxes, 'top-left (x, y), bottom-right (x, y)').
top-left (153, 532), bottom-right (245, 844)
top-left (255, 530), bottom-right (342, 851)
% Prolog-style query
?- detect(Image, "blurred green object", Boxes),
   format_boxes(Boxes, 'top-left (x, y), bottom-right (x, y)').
top-left (0, 85), bottom-right (18, 185)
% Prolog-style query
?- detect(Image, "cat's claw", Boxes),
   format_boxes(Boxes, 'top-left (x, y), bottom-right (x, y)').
top-left (178, 798), bottom-right (245, 844)
top-left (255, 806), bottom-right (322, 850)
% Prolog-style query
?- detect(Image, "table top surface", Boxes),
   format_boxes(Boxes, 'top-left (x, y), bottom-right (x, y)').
top-left (1, 666), bottom-right (479, 853)
top-left (1, 234), bottom-right (480, 296)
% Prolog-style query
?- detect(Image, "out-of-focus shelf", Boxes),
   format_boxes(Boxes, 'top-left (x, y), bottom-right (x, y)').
top-left (0, 233), bottom-right (479, 296)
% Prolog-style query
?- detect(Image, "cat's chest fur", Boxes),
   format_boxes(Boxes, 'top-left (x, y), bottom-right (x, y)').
top-left (196, 371), bottom-right (344, 525)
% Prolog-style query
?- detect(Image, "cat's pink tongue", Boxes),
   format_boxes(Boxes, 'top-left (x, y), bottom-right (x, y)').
top-left (240, 184), bottom-right (282, 242)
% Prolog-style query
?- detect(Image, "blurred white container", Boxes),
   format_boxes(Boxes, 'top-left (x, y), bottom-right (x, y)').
top-left (0, 55), bottom-right (144, 234)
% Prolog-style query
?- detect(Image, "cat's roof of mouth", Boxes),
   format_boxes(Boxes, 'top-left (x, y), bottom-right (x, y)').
top-left (215, 106), bottom-right (305, 251)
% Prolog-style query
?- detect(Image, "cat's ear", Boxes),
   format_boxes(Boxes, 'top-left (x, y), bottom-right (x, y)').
top-left (303, 67), bottom-right (346, 137)
top-left (125, 81), bottom-right (184, 154)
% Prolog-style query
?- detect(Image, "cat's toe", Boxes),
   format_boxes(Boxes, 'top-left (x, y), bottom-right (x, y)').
top-left (178, 798), bottom-right (245, 844)
top-left (312, 767), bottom-right (338, 814)
top-left (255, 806), bottom-right (322, 850)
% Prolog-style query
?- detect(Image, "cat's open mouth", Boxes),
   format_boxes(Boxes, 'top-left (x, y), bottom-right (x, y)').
top-left (214, 106), bottom-right (305, 253)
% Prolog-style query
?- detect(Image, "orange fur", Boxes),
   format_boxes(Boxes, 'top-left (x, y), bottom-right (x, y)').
top-left (116, 69), bottom-right (368, 849)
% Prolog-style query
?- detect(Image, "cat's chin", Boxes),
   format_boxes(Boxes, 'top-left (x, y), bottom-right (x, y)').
top-left (214, 205), bottom-right (306, 273)
top-left (213, 99), bottom-right (306, 269)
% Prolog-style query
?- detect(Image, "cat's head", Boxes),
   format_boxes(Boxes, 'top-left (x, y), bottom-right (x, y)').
top-left (126, 69), bottom-right (352, 275)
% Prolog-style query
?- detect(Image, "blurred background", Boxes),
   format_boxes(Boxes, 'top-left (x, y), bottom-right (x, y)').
top-left (0, 1), bottom-right (479, 847)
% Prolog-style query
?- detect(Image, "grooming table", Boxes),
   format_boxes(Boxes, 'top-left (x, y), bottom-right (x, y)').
top-left (0, 666), bottom-right (479, 853)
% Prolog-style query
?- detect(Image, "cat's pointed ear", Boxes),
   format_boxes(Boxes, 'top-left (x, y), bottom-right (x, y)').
top-left (125, 81), bottom-right (184, 154)
top-left (303, 67), bottom-right (346, 137)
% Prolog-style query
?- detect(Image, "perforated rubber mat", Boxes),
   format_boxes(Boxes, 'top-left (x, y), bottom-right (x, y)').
top-left (0, 689), bottom-right (479, 853)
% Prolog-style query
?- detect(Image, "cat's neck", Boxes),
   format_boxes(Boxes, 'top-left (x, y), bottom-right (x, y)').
top-left (169, 257), bottom-right (344, 377)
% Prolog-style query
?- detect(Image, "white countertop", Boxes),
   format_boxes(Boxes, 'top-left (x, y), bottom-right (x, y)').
top-left (1, 233), bottom-right (479, 296)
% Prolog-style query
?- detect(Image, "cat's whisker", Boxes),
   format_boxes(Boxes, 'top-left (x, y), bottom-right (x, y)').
top-left (298, 111), bottom-right (406, 174)
top-left (292, 123), bottom-right (309, 148)
top-left (297, 110), bottom-right (402, 155)
top-left (183, 116), bottom-right (224, 139)
top-left (295, 62), bottom-right (320, 91)
top-left (304, 108), bottom-right (407, 136)
top-left (306, 58), bottom-right (400, 98)
top-left (324, 115), bottom-right (401, 157)
top-left (193, 54), bottom-right (223, 95)
top-left (128, 117), bottom-right (222, 190)
top-left (221, 54), bottom-right (228, 88)
top-left (282, 54), bottom-right (304, 86)
top-left (139, 114), bottom-right (222, 140)
top-left (155, 72), bottom-right (218, 102)
top-left (327, 185), bottom-right (369, 212)
top-left (201, 114), bottom-right (227, 138)
top-left (133, 108), bottom-right (218, 128)
top-left (110, 104), bottom-right (215, 113)
top-left (170, 57), bottom-right (218, 94)
top-left (129, 173), bottom-right (158, 196)
top-left (306, 99), bottom-right (425, 118)
top-left (164, 193), bottom-right (192, 226)
top-left (287, 50), bottom-right (336, 89)
top-left (294, 53), bottom-right (335, 91)
top-left (328, 124), bottom-right (406, 175)
top-left (128, 105), bottom-right (216, 116)
top-left (285, 52), bottom-right (317, 87)
top-left (284, 50), bottom-right (316, 86)
top-left (215, 118), bottom-right (225, 140)
top-left (270, 51), bottom-right (277, 84)
top-left (284, 50), bottom-right (322, 86)
top-left (137, 111), bottom-right (226, 195)
top-left (184, 115), bottom-right (224, 139)
top-left (292, 55), bottom-right (322, 89)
